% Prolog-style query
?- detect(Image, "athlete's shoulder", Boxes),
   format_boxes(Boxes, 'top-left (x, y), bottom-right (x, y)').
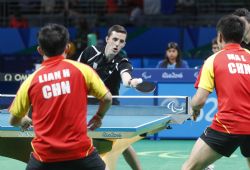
top-left (118, 49), bottom-right (127, 57)
top-left (240, 41), bottom-right (250, 51)
top-left (116, 50), bottom-right (129, 62)
top-left (86, 45), bottom-right (104, 54)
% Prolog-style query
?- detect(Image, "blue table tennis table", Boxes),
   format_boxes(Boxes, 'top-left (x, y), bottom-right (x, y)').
top-left (0, 97), bottom-right (190, 170)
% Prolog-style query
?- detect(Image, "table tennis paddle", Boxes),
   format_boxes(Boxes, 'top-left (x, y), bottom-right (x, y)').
top-left (135, 81), bottom-right (156, 93)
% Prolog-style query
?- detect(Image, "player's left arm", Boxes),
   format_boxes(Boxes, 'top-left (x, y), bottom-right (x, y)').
top-left (119, 59), bottom-right (142, 87)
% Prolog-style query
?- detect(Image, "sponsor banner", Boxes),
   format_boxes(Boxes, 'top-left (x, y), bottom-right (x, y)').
top-left (132, 68), bottom-right (200, 83)
top-left (0, 69), bottom-right (200, 83)
top-left (0, 73), bottom-right (29, 82)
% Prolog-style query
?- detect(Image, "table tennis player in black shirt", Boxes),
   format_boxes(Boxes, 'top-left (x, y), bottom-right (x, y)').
top-left (76, 25), bottom-right (143, 170)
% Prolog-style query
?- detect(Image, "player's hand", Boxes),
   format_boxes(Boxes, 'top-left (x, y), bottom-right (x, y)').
top-left (20, 115), bottom-right (32, 132)
top-left (130, 78), bottom-right (143, 88)
top-left (88, 114), bottom-right (102, 131)
top-left (191, 108), bottom-right (200, 121)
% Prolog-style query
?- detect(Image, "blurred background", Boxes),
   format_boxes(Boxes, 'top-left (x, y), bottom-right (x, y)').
top-left (1, 0), bottom-right (250, 73)
top-left (1, 0), bottom-right (249, 139)
top-left (1, 1), bottom-right (250, 169)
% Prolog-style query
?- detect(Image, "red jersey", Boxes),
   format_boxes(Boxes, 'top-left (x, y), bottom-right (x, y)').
top-left (195, 43), bottom-right (250, 134)
top-left (9, 56), bottom-right (108, 162)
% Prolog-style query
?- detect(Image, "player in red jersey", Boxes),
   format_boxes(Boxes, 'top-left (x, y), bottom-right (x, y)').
top-left (9, 23), bottom-right (112, 170)
top-left (182, 15), bottom-right (250, 170)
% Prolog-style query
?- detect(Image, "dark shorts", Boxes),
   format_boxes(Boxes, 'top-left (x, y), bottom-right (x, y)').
top-left (26, 150), bottom-right (105, 170)
top-left (201, 127), bottom-right (250, 157)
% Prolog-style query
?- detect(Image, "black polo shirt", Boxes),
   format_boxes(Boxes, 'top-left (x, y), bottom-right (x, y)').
top-left (241, 41), bottom-right (250, 51)
top-left (77, 45), bottom-right (133, 97)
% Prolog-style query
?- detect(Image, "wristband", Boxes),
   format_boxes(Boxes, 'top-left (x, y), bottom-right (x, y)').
top-left (95, 114), bottom-right (103, 120)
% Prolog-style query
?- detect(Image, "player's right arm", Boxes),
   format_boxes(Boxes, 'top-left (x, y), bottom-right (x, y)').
top-left (191, 55), bottom-right (215, 120)
top-left (118, 58), bottom-right (143, 88)
top-left (86, 66), bottom-right (112, 118)
top-left (9, 75), bottom-right (34, 130)
top-left (84, 65), bottom-right (112, 130)
top-left (66, 60), bottom-right (112, 130)
top-left (88, 91), bottom-right (112, 130)
top-left (191, 88), bottom-right (210, 121)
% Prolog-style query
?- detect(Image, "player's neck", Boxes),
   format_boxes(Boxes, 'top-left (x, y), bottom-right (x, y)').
top-left (105, 53), bottom-right (115, 61)
top-left (43, 53), bottom-right (66, 60)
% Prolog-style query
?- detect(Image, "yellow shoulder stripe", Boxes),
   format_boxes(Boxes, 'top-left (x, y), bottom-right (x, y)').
top-left (198, 53), bottom-right (217, 92)
top-left (64, 59), bottom-right (108, 99)
top-left (9, 67), bottom-right (44, 118)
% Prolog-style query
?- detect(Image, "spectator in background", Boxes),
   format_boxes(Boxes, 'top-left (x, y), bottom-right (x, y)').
top-left (9, 11), bottom-right (29, 28)
top-left (232, 8), bottom-right (250, 50)
top-left (72, 19), bottom-right (89, 58)
top-left (64, 0), bottom-right (83, 25)
top-left (194, 37), bottom-right (220, 70)
top-left (156, 42), bottom-right (189, 68)
top-left (143, 0), bottom-right (161, 15)
top-left (40, 0), bottom-right (56, 14)
top-left (106, 0), bottom-right (128, 14)
top-left (127, 0), bottom-right (143, 26)
top-left (106, 0), bottom-right (119, 13)
top-left (211, 37), bottom-right (220, 54)
top-left (129, 6), bottom-right (142, 25)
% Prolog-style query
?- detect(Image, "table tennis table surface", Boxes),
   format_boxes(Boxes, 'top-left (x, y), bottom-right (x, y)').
top-left (0, 105), bottom-right (190, 138)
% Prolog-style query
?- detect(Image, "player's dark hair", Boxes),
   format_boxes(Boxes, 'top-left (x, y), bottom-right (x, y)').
top-left (38, 23), bottom-right (69, 57)
top-left (233, 8), bottom-right (250, 22)
top-left (233, 8), bottom-right (249, 16)
top-left (217, 15), bottom-right (245, 43)
top-left (107, 25), bottom-right (127, 37)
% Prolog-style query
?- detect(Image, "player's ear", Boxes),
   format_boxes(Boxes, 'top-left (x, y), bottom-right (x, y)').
top-left (218, 32), bottom-right (223, 44)
top-left (37, 46), bottom-right (44, 56)
top-left (121, 41), bottom-right (126, 48)
top-left (105, 36), bottom-right (109, 43)
top-left (64, 43), bottom-right (70, 54)
top-left (217, 32), bottom-right (224, 50)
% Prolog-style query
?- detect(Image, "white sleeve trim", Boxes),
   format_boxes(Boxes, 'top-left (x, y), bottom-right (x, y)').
top-left (120, 69), bottom-right (130, 75)
top-left (87, 45), bottom-right (101, 62)
top-left (77, 51), bottom-right (84, 62)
